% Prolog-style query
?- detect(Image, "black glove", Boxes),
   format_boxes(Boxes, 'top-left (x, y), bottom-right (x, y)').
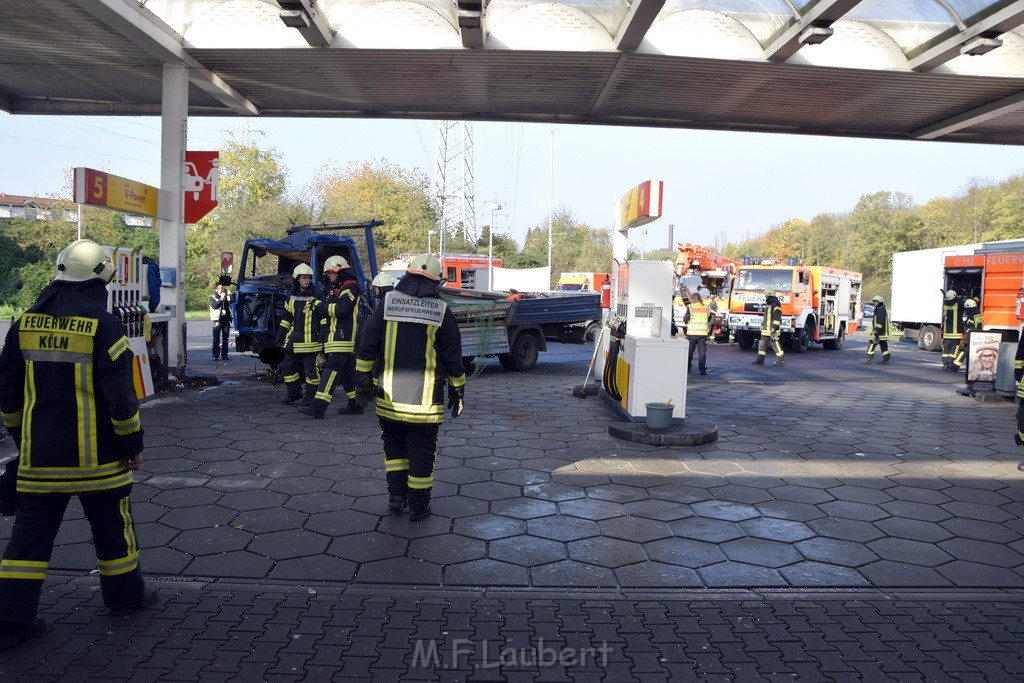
top-left (0, 458), bottom-right (18, 517)
top-left (355, 385), bottom-right (376, 408)
top-left (1015, 369), bottom-right (1023, 383)
top-left (447, 385), bottom-right (465, 419)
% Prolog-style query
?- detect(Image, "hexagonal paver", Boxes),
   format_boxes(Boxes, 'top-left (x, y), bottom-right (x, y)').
top-left (187, 551), bottom-right (273, 578)
top-left (429, 495), bottom-right (488, 519)
top-left (768, 485), bottom-right (835, 505)
top-left (586, 484), bottom-right (649, 503)
top-left (327, 532), bottom-right (408, 563)
top-left (453, 515), bottom-right (526, 540)
top-left (270, 556), bottom-right (357, 582)
top-left (527, 516), bottom-right (601, 542)
top-left (461, 481), bottom-right (523, 501)
top-left (938, 538), bottom-right (1024, 568)
top-left (721, 538), bottom-right (802, 568)
top-left (756, 500), bottom-right (826, 522)
top-left (794, 537), bottom-right (879, 568)
top-left (248, 529), bottom-right (330, 560)
top-left (880, 500), bottom-right (953, 523)
top-left (490, 498), bottom-right (558, 520)
top-left (285, 491), bottom-right (353, 514)
top-left (873, 517), bottom-right (953, 544)
top-left (779, 562), bottom-right (871, 587)
top-left (739, 518), bottom-right (815, 543)
top-left (356, 557), bottom-right (442, 584)
top-left (690, 500), bottom-right (761, 522)
top-left (219, 489), bottom-right (289, 512)
top-left (409, 535), bottom-right (487, 564)
top-left (434, 467), bottom-right (493, 485)
top-left (152, 487), bottom-right (222, 508)
top-left (234, 507), bottom-right (309, 534)
top-left (615, 562), bottom-right (702, 588)
top-left (531, 561), bottom-right (616, 587)
top-left (867, 538), bottom-right (954, 567)
top-left (646, 537), bottom-right (727, 568)
top-left (600, 516), bottom-right (672, 543)
top-left (170, 526), bottom-right (253, 555)
top-left (699, 562), bottom-right (787, 588)
top-left (523, 482), bottom-right (586, 502)
top-left (445, 559), bottom-right (529, 586)
top-left (566, 537), bottom-right (646, 568)
top-left (807, 517), bottom-right (885, 543)
top-left (160, 506), bottom-right (237, 531)
top-left (819, 501), bottom-right (890, 522)
top-left (489, 536), bottom-right (565, 567)
top-left (712, 485), bottom-right (775, 505)
top-left (558, 498), bottom-right (625, 521)
top-left (671, 517), bottom-right (745, 543)
top-left (306, 510), bottom-right (379, 536)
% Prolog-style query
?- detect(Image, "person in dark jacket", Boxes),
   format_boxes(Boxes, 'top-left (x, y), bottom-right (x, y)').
top-left (354, 254), bottom-right (465, 522)
top-left (751, 290), bottom-right (785, 366)
top-left (208, 283), bottom-right (232, 361)
top-left (299, 256), bottom-right (362, 419)
top-left (0, 239), bottom-right (155, 650)
top-left (277, 264), bottom-right (324, 406)
top-left (864, 295), bottom-right (891, 365)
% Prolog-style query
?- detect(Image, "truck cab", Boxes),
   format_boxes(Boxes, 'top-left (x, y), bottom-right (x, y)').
top-left (232, 222), bottom-right (379, 357)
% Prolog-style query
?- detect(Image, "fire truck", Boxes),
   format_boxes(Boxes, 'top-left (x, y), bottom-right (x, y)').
top-left (727, 263), bottom-right (862, 352)
top-left (673, 243), bottom-right (738, 340)
top-left (891, 239), bottom-right (1024, 349)
top-left (381, 253), bottom-right (502, 290)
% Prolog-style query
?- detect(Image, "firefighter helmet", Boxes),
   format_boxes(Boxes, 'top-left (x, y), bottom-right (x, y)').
top-left (764, 289), bottom-right (776, 296)
top-left (945, 289), bottom-right (957, 300)
top-left (965, 298), bottom-right (978, 308)
top-left (405, 254), bottom-right (443, 282)
top-left (292, 263), bottom-right (314, 278)
top-left (55, 239), bottom-right (116, 283)
top-left (323, 256), bottom-right (349, 273)
top-left (871, 295), bottom-right (883, 303)
top-left (372, 272), bottom-right (395, 288)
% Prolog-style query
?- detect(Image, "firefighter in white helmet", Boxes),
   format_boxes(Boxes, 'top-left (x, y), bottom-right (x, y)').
top-left (276, 263), bottom-right (324, 405)
top-left (299, 256), bottom-right (363, 419)
top-left (864, 295), bottom-right (890, 365)
top-left (940, 289), bottom-right (962, 370)
top-left (0, 240), bottom-right (156, 647)
top-left (354, 254), bottom-right (465, 522)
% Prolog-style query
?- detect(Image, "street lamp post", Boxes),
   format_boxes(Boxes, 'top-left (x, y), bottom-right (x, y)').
top-left (488, 202), bottom-right (501, 291)
top-left (427, 229), bottom-right (437, 255)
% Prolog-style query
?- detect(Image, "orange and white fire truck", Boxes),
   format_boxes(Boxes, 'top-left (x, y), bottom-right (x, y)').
top-left (727, 262), bottom-right (862, 352)
top-left (673, 243), bottom-right (738, 340)
top-left (381, 253), bottom-right (502, 290)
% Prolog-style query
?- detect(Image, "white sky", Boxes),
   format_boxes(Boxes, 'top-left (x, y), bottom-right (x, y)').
top-left (2, 111), bottom-right (1023, 253)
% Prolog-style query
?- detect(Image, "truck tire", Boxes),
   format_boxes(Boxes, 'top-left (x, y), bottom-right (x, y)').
top-left (505, 331), bottom-right (540, 371)
top-left (822, 326), bottom-right (845, 350)
top-left (498, 354), bottom-right (516, 370)
top-left (791, 323), bottom-right (812, 353)
top-left (736, 331), bottom-right (755, 350)
top-left (919, 325), bottom-right (941, 352)
top-left (584, 322), bottom-right (601, 344)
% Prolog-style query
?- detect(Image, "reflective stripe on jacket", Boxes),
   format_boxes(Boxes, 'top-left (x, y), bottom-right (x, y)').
top-left (321, 282), bottom-right (359, 354)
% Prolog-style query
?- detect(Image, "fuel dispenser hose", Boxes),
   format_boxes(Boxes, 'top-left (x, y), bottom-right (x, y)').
top-left (604, 336), bottom-right (622, 401)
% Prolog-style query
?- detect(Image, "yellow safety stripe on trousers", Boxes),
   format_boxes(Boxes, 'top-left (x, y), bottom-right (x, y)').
top-left (420, 325), bottom-right (438, 408)
top-left (346, 389), bottom-right (356, 399)
top-left (447, 374), bottom-right (466, 388)
top-left (21, 360), bottom-right (38, 467)
top-left (381, 320), bottom-right (399, 403)
top-left (75, 361), bottom-right (98, 468)
top-left (97, 551), bottom-right (139, 576)
top-left (111, 412), bottom-right (142, 436)
top-left (1, 409), bottom-right (21, 428)
top-left (408, 475), bottom-right (433, 490)
top-left (17, 470), bottom-right (133, 494)
top-left (0, 559), bottom-right (48, 581)
top-left (375, 401), bottom-right (444, 424)
top-left (107, 335), bottom-right (130, 361)
top-left (315, 370), bottom-right (338, 401)
top-left (283, 372), bottom-right (301, 383)
top-left (292, 342), bottom-right (323, 353)
top-left (355, 358), bottom-right (374, 373)
top-left (385, 458), bottom-right (410, 472)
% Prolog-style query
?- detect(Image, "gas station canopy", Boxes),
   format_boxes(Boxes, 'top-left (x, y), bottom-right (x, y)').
top-left (4, 0), bottom-right (1024, 144)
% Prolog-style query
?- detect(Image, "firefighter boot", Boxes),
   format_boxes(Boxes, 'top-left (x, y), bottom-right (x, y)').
top-left (1014, 433), bottom-right (1024, 447)
top-left (751, 357), bottom-right (765, 366)
top-left (337, 398), bottom-right (364, 415)
top-left (408, 490), bottom-right (432, 522)
top-left (298, 399), bottom-right (327, 419)
top-left (773, 358), bottom-right (785, 366)
top-left (301, 383), bottom-right (317, 407)
top-left (389, 495), bottom-right (408, 512)
top-left (282, 383), bottom-right (302, 404)
top-left (863, 357), bottom-right (873, 364)
top-left (880, 357), bottom-right (890, 365)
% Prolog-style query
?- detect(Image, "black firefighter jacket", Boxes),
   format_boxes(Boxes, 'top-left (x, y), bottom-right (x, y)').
top-left (0, 280), bottom-right (144, 495)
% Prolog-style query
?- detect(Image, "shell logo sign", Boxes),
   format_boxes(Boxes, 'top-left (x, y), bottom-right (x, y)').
top-left (618, 180), bottom-right (664, 231)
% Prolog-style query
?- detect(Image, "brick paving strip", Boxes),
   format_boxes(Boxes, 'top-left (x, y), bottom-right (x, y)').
top-left (1, 573), bottom-right (1022, 681)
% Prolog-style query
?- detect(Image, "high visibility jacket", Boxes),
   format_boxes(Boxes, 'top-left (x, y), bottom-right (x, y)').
top-left (320, 280), bottom-right (360, 354)
top-left (684, 303), bottom-right (712, 337)
top-left (871, 302), bottom-right (891, 338)
top-left (0, 281), bottom-right (143, 495)
top-left (278, 284), bottom-right (323, 353)
top-left (941, 302), bottom-right (963, 339)
top-left (761, 303), bottom-right (782, 334)
top-left (355, 290), bottom-right (465, 425)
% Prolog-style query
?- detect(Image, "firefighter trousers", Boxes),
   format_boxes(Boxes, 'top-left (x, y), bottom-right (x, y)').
top-left (310, 352), bottom-right (355, 410)
top-left (282, 350), bottom-right (320, 399)
top-left (379, 418), bottom-right (439, 514)
top-left (941, 337), bottom-right (960, 367)
top-left (866, 334), bottom-right (890, 360)
top-left (0, 486), bottom-right (146, 623)
top-left (756, 332), bottom-right (784, 360)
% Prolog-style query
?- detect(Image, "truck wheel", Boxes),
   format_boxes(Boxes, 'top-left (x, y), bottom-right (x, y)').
top-left (507, 332), bottom-right (540, 371)
top-left (791, 324), bottom-right (811, 353)
top-left (823, 326), bottom-right (845, 350)
top-left (736, 331), bottom-right (754, 350)
top-left (919, 325), bottom-right (941, 352)
top-left (498, 354), bottom-right (516, 370)
top-left (584, 322), bottom-right (601, 344)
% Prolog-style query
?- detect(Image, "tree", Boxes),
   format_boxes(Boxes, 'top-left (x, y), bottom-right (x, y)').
top-left (216, 141), bottom-right (287, 210)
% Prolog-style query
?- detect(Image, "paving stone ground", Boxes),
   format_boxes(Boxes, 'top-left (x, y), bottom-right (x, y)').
top-left (1, 324), bottom-right (1023, 680)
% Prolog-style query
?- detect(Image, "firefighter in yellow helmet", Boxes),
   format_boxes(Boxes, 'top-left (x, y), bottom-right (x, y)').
top-left (354, 254), bottom-right (465, 521)
top-left (952, 298), bottom-right (983, 370)
top-left (299, 256), bottom-right (363, 419)
top-left (0, 240), bottom-right (156, 648)
top-left (276, 263), bottom-right (324, 405)
top-left (940, 290), bottom-right (963, 371)
top-left (865, 295), bottom-right (891, 365)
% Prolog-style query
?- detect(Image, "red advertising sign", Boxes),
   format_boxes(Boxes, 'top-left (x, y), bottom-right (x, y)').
top-left (184, 151), bottom-right (219, 224)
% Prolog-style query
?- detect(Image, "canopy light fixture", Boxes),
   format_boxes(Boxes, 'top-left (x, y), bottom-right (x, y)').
top-left (961, 36), bottom-right (1003, 56)
top-left (798, 26), bottom-right (834, 45)
top-left (279, 9), bottom-right (310, 28)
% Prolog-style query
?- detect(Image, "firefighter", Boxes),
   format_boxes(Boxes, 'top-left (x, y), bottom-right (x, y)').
top-left (865, 295), bottom-right (891, 365)
top-left (751, 290), bottom-right (784, 366)
top-left (371, 272), bottom-right (395, 308)
top-left (277, 263), bottom-right (324, 406)
top-left (299, 256), bottom-right (362, 419)
top-left (952, 298), bottom-right (984, 370)
top-left (0, 239), bottom-right (155, 649)
top-left (940, 289), bottom-right (963, 371)
top-left (683, 290), bottom-right (713, 375)
top-left (354, 254), bottom-right (465, 522)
